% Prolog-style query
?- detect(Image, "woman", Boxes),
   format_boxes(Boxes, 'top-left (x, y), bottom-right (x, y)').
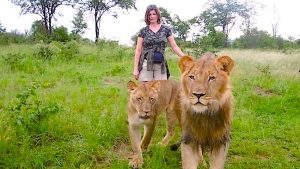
top-left (133, 4), bottom-right (185, 81)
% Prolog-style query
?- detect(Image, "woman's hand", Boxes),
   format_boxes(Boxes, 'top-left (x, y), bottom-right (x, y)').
top-left (133, 69), bottom-right (139, 80)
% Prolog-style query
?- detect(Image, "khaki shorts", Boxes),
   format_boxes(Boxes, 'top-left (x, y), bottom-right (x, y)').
top-left (138, 59), bottom-right (167, 81)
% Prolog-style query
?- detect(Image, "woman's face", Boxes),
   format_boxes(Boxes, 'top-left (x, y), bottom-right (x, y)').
top-left (148, 10), bottom-right (158, 24)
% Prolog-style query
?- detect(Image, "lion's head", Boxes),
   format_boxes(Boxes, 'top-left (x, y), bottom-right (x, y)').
top-left (179, 53), bottom-right (234, 114)
top-left (127, 80), bottom-right (160, 120)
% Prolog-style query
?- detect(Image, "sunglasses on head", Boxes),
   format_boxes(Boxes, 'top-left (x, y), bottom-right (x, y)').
top-left (147, 4), bottom-right (157, 10)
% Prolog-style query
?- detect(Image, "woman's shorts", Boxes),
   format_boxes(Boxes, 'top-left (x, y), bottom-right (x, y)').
top-left (138, 59), bottom-right (167, 81)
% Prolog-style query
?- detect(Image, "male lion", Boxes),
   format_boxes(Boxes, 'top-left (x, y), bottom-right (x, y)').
top-left (178, 53), bottom-right (234, 169)
top-left (127, 80), bottom-right (181, 168)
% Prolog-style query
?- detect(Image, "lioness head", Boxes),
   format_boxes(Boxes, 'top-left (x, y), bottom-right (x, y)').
top-left (179, 53), bottom-right (234, 114)
top-left (127, 80), bottom-right (160, 120)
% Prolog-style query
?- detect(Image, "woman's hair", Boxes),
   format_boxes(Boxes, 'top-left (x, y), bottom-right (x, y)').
top-left (144, 4), bottom-right (161, 25)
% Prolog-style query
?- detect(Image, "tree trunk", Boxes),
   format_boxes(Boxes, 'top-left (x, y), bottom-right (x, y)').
top-left (48, 17), bottom-right (52, 36)
top-left (43, 17), bottom-right (49, 36)
top-left (94, 11), bottom-right (99, 43)
top-left (95, 17), bottom-right (103, 44)
top-left (222, 24), bottom-right (228, 47)
top-left (95, 22), bottom-right (99, 43)
top-left (224, 34), bottom-right (228, 47)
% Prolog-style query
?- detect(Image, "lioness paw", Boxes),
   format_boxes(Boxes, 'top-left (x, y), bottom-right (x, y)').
top-left (157, 138), bottom-right (171, 146)
top-left (129, 157), bottom-right (143, 168)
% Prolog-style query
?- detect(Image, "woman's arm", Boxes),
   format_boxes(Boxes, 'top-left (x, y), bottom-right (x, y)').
top-left (133, 37), bottom-right (143, 80)
top-left (167, 35), bottom-right (184, 57)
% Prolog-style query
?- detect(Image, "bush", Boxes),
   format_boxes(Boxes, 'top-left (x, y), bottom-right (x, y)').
top-left (56, 40), bottom-right (80, 60)
top-left (30, 20), bottom-right (48, 42)
top-left (193, 30), bottom-right (225, 55)
top-left (1, 53), bottom-right (26, 70)
top-left (8, 82), bottom-right (60, 137)
top-left (34, 40), bottom-right (80, 60)
top-left (98, 39), bottom-right (119, 50)
top-left (232, 28), bottom-right (277, 49)
top-left (0, 32), bottom-right (30, 45)
top-left (51, 26), bottom-right (70, 42)
top-left (34, 43), bottom-right (54, 60)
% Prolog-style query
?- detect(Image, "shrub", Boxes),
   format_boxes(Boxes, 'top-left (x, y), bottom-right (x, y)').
top-left (193, 30), bottom-right (225, 55)
top-left (51, 26), bottom-right (70, 42)
top-left (34, 40), bottom-right (80, 60)
top-left (0, 32), bottom-right (30, 45)
top-left (98, 39), bottom-right (119, 51)
top-left (34, 43), bottom-right (54, 60)
top-left (8, 82), bottom-right (60, 137)
top-left (58, 40), bottom-right (80, 60)
top-left (1, 53), bottom-right (25, 70)
top-left (30, 20), bottom-right (48, 42)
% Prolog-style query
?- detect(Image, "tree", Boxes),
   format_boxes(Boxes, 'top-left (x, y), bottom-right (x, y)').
top-left (271, 2), bottom-right (279, 38)
top-left (195, 29), bottom-right (225, 53)
top-left (71, 9), bottom-right (87, 35)
top-left (11, 0), bottom-right (75, 36)
top-left (172, 15), bottom-right (190, 41)
top-left (30, 20), bottom-right (48, 41)
top-left (80, 0), bottom-right (136, 43)
top-left (232, 28), bottom-right (276, 49)
top-left (160, 8), bottom-right (191, 41)
top-left (197, 0), bottom-right (256, 47)
top-left (0, 21), bottom-right (6, 33)
top-left (159, 7), bottom-right (172, 27)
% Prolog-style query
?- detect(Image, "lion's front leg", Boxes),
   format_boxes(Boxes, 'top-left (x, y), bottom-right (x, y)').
top-left (159, 109), bottom-right (177, 146)
top-left (128, 124), bottom-right (143, 168)
top-left (141, 118), bottom-right (156, 150)
top-left (181, 142), bottom-right (199, 169)
top-left (209, 143), bottom-right (229, 169)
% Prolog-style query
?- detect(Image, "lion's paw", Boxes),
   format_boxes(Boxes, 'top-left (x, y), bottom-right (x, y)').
top-left (157, 141), bottom-right (168, 147)
top-left (129, 156), bottom-right (143, 168)
top-left (158, 137), bottom-right (171, 146)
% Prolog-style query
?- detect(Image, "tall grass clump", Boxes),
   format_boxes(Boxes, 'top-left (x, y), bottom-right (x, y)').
top-left (1, 52), bottom-right (46, 74)
top-left (1, 53), bottom-right (26, 71)
top-left (34, 43), bottom-right (54, 60)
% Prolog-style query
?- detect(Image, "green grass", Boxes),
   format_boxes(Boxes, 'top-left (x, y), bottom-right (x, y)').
top-left (0, 44), bottom-right (299, 168)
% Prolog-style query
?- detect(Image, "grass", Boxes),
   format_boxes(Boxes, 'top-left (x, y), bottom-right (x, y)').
top-left (0, 43), bottom-right (299, 168)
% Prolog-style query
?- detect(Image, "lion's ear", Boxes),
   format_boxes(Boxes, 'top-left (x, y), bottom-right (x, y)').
top-left (127, 80), bottom-right (138, 92)
top-left (150, 81), bottom-right (160, 93)
top-left (216, 55), bottom-right (234, 75)
top-left (179, 55), bottom-right (194, 73)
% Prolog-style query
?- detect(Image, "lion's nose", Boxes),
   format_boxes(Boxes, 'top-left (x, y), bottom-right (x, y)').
top-left (193, 93), bottom-right (206, 99)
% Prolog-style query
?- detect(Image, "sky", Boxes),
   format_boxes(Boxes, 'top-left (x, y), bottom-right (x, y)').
top-left (0, 0), bottom-right (300, 45)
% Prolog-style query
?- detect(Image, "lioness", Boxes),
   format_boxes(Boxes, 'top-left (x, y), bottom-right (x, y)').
top-left (178, 53), bottom-right (234, 169)
top-left (127, 80), bottom-right (181, 168)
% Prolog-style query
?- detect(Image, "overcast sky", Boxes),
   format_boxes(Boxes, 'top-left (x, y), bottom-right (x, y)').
top-left (0, 0), bottom-right (300, 45)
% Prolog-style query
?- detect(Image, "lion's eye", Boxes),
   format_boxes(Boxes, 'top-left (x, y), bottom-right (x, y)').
top-left (150, 97), bottom-right (155, 102)
top-left (137, 97), bottom-right (142, 101)
top-left (188, 75), bottom-right (195, 80)
top-left (208, 76), bottom-right (216, 81)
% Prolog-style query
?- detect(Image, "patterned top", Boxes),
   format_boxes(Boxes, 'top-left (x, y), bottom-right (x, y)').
top-left (138, 24), bottom-right (172, 51)
top-left (138, 25), bottom-right (172, 74)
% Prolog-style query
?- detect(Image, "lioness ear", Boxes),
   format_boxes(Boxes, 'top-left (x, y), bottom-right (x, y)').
top-left (179, 55), bottom-right (194, 73)
top-left (150, 81), bottom-right (160, 93)
top-left (217, 55), bottom-right (234, 75)
top-left (127, 80), bottom-right (138, 92)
